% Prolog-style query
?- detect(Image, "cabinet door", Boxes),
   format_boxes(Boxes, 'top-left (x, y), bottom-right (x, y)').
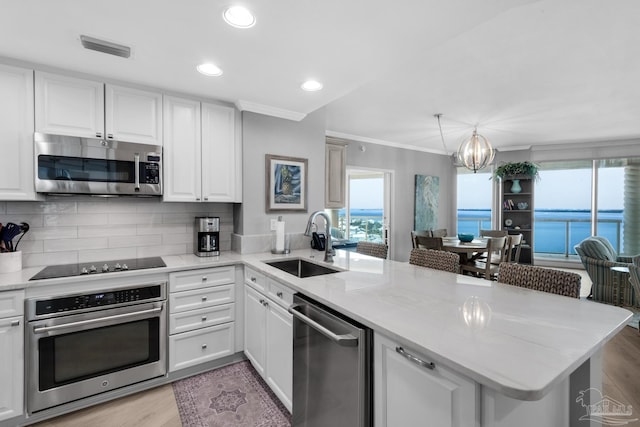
top-left (244, 285), bottom-right (266, 376)
top-left (35, 71), bottom-right (104, 138)
top-left (163, 96), bottom-right (202, 201)
top-left (0, 316), bottom-right (23, 421)
top-left (105, 84), bottom-right (162, 145)
top-left (201, 103), bottom-right (240, 202)
top-left (0, 64), bottom-right (36, 201)
top-left (374, 333), bottom-right (478, 427)
top-left (325, 141), bottom-right (347, 208)
top-left (265, 300), bottom-right (293, 412)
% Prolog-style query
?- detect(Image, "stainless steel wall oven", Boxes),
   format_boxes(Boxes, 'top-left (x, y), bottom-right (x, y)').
top-left (26, 282), bottom-right (167, 413)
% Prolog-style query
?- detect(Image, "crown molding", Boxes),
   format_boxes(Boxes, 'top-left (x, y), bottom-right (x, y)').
top-left (325, 130), bottom-right (447, 155)
top-left (235, 100), bottom-right (306, 121)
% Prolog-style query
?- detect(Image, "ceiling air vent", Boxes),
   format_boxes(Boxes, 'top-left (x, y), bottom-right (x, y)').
top-left (80, 35), bottom-right (131, 58)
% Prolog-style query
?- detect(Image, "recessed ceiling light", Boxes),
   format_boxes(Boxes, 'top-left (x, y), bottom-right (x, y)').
top-left (301, 80), bottom-right (323, 92)
top-left (197, 63), bottom-right (223, 77)
top-left (223, 6), bottom-right (256, 28)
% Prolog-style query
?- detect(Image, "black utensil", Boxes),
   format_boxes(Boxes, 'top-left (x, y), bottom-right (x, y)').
top-left (13, 222), bottom-right (29, 252)
top-left (1, 223), bottom-right (25, 252)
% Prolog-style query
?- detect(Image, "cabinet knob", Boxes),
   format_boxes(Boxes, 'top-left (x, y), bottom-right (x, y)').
top-left (10, 320), bottom-right (20, 327)
top-left (263, 301), bottom-right (269, 307)
top-left (202, 276), bottom-right (208, 281)
top-left (201, 344), bottom-right (208, 349)
top-left (251, 277), bottom-right (257, 282)
top-left (277, 291), bottom-right (283, 298)
top-left (201, 316), bottom-right (207, 321)
top-left (202, 296), bottom-right (208, 302)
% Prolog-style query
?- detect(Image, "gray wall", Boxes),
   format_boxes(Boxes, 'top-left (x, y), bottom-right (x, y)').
top-left (345, 141), bottom-right (454, 262)
top-left (238, 109), bottom-right (326, 241)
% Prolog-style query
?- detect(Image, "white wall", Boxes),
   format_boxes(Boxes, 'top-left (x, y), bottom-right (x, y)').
top-left (0, 198), bottom-right (234, 268)
top-left (236, 109), bottom-right (326, 250)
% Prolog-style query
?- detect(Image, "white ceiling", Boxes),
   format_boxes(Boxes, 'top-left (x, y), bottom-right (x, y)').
top-left (2, 0), bottom-right (639, 154)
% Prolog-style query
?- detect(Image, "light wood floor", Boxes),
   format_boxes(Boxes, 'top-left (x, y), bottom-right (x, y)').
top-left (31, 324), bottom-right (640, 427)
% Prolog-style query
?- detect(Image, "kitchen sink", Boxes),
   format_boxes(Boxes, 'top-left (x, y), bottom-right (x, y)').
top-left (265, 258), bottom-right (341, 278)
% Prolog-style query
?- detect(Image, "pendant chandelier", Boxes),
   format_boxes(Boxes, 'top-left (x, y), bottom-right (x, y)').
top-left (434, 114), bottom-right (495, 173)
top-left (456, 128), bottom-right (495, 173)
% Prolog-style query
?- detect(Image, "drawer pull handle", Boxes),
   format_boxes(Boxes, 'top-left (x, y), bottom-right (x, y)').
top-left (10, 320), bottom-right (20, 327)
top-left (202, 296), bottom-right (208, 302)
top-left (396, 346), bottom-right (435, 370)
top-left (202, 344), bottom-right (207, 349)
top-left (202, 276), bottom-right (208, 281)
top-left (277, 291), bottom-right (283, 298)
top-left (201, 316), bottom-right (207, 321)
top-left (251, 277), bottom-right (257, 282)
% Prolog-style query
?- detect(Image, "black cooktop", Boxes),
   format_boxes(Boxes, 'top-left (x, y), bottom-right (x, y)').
top-left (30, 256), bottom-right (166, 280)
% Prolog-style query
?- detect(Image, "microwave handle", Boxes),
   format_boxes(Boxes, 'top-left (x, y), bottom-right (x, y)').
top-left (134, 153), bottom-right (140, 191)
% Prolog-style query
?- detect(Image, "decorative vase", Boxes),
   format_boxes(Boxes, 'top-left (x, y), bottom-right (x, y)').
top-left (510, 179), bottom-right (522, 193)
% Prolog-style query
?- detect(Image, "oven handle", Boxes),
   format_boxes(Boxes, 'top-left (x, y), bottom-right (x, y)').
top-left (32, 306), bottom-right (162, 334)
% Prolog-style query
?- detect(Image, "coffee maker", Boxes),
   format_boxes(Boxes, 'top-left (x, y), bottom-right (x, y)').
top-left (194, 217), bottom-right (220, 257)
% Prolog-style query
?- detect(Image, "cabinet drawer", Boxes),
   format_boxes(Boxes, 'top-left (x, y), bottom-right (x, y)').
top-left (169, 303), bottom-right (235, 335)
top-left (0, 290), bottom-right (25, 318)
top-left (170, 284), bottom-right (234, 313)
top-left (267, 279), bottom-right (294, 308)
top-left (244, 267), bottom-right (267, 292)
top-left (169, 322), bottom-right (235, 372)
top-left (170, 266), bottom-right (235, 292)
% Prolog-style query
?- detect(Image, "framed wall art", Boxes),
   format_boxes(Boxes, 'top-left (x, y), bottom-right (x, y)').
top-left (414, 174), bottom-right (440, 230)
top-left (265, 154), bottom-right (308, 212)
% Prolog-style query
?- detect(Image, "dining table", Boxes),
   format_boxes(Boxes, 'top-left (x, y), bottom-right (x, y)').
top-left (441, 237), bottom-right (489, 265)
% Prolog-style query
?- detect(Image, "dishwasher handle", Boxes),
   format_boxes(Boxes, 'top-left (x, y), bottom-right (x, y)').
top-left (288, 303), bottom-right (359, 347)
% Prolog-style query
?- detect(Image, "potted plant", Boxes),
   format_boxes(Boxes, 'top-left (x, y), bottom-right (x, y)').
top-left (493, 161), bottom-right (540, 181)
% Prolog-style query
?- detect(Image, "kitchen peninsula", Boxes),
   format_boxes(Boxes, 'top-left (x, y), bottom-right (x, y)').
top-left (0, 249), bottom-right (631, 427)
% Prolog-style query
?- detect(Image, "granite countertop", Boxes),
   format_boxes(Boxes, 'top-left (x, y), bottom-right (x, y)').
top-left (0, 249), bottom-right (632, 401)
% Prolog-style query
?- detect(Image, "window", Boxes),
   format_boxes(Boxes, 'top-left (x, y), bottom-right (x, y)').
top-left (456, 168), bottom-right (492, 236)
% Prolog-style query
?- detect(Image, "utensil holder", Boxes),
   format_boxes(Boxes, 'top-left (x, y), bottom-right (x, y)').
top-left (0, 251), bottom-right (22, 273)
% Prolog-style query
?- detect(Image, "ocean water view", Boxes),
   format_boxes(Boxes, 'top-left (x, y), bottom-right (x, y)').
top-left (458, 209), bottom-right (624, 255)
top-left (336, 208), bottom-right (625, 255)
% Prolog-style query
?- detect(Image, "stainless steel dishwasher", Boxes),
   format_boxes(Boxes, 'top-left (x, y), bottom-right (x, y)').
top-left (288, 294), bottom-right (372, 427)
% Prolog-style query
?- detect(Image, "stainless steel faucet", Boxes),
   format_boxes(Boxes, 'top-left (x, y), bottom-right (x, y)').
top-left (304, 210), bottom-right (335, 262)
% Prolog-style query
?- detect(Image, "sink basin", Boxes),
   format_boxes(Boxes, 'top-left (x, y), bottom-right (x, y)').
top-left (265, 258), bottom-right (341, 278)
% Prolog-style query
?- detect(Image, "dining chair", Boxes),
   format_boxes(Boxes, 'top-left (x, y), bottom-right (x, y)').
top-left (496, 233), bottom-right (523, 264)
top-left (497, 263), bottom-right (581, 298)
top-left (413, 235), bottom-right (443, 251)
top-left (459, 236), bottom-right (507, 280)
top-left (430, 228), bottom-right (448, 238)
top-left (356, 241), bottom-right (388, 259)
top-left (411, 230), bottom-right (432, 248)
top-left (409, 248), bottom-right (460, 274)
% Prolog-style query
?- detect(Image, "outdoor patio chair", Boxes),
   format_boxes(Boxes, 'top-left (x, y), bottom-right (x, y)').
top-left (356, 241), bottom-right (388, 259)
top-left (409, 248), bottom-right (460, 273)
top-left (497, 263), bottom-right (581, 298)
top-left (574, 236), bottom-right (635, 304)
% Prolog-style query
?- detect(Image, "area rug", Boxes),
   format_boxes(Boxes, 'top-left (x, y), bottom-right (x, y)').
top-left (172, 360), bottom-right (291, 427)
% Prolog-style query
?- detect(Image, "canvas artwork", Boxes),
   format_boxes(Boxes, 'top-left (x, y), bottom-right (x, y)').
top-left (414, 174), bottom-right (440, 230)
top-left (265, 154), bottom-right (308, 212)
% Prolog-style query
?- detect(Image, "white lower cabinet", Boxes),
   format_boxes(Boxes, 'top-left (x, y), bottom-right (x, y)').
top-left (0, 290), bottom-right (24, 421)
top-left (243, 271), bottom-right (293, 412)
top-left (168, 268), bottom-right (236, 372)
top-left (374, 332), bottom-right (479, 427)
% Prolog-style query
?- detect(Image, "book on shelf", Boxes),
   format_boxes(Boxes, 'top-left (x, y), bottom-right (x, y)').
top-left (503, 199), bottom-right (514, 210)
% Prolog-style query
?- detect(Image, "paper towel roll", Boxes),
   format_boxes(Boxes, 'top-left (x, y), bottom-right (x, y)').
top-left (275, 219), bottom-right (285, 252)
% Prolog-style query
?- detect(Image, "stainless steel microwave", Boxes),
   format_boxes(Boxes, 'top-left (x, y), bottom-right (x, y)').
top-left (34, 132), bottom-right (162, 196)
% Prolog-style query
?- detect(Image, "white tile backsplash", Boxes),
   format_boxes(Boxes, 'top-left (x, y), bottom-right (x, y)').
top-left (1, 199), bottom-right (235, 267)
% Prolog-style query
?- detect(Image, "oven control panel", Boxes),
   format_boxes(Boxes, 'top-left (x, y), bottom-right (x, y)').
top-left (34, 285), bottom-right (163, 316)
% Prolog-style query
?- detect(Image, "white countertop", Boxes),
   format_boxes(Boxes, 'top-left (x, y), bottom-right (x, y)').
top-left (1, 249), bottom-right (631, 401)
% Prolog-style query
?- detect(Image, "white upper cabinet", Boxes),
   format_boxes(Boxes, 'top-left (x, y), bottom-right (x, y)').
top-left (163, 96), bottom-right (202, 202)
top-left (201, 102), bottom-right (241, 202)
top-left (35, 72), bottom-right (162, 145)
top-left (0, 64), bottom-right (37, 201)
top-left (35, 71), bottom-right (104, 138)
top-left (164, 97), bottom-right (241, 202)
top-left (105, 84), bottom-right (162, 145)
